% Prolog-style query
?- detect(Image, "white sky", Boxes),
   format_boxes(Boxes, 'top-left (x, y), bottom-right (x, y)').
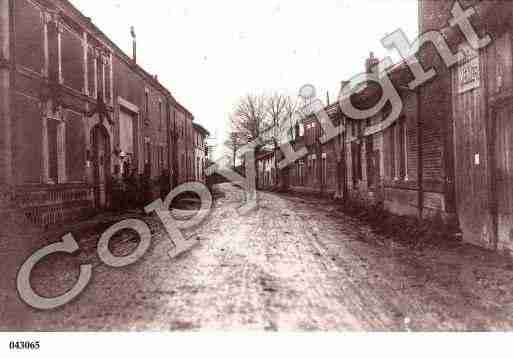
top-left (69, 0), bottom-right (418, 151)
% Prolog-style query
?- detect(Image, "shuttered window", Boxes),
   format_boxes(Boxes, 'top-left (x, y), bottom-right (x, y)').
top-left (388, 119), bottom-right (407, 180)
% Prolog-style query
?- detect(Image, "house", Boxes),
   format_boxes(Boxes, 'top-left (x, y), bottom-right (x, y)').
top-left (417, 0), bottom-right (513, 251)
top-left (272, 0), bottom-right (513, 253)
top-left (192, 122), bottom-right (210, 183)
top-left (0, 0), bottom-right (207, 227)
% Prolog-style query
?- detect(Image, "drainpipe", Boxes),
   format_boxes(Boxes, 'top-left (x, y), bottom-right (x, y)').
top-left (0, 0), bottom-right (12, 187)
top-left (342, 118), bottom-right (348, 201)
top-left (417, 86), bottom-right (424, 219)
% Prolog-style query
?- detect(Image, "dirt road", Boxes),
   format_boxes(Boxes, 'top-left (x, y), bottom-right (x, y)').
top-left (3, 184), bottom-right (513, 331)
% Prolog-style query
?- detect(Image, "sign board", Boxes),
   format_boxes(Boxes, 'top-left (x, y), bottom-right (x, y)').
top-left (457, 46), bottom-right (480, 94)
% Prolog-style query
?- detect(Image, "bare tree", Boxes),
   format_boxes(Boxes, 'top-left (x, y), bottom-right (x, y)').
top-left (266, 93), bottom-right (288, 146)
top-left (230, 94), bottom-right (270, 185)
top-left (224, 130), bottom-right (245, 169)
top-left (264, 93), bottom-right (298, 186)
top-left (232, 94), bottom-right (268, 144)
top-left (229, 92), bottom-right (301, 188)
top-left (283, 96), bottom-right (300, 144)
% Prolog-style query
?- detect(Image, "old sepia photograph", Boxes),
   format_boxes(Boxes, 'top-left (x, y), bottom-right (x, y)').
top-left (1, 0), bottom-right (513, 356)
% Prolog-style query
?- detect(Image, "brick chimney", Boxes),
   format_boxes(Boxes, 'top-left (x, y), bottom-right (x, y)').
top-left (130, 26), bottom-right (137, 64)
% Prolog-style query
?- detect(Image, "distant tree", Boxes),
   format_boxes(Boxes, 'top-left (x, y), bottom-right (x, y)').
top-left (230, 94), bottom-right (270, 185)
top-left (232, 94), bottom-right (269, 146)
top-left (224, 130), bottom-right (245, 169)
top-left (228, 92), bottom-right (303, 187)
top-left (264, 93), bottom-right (297, 182)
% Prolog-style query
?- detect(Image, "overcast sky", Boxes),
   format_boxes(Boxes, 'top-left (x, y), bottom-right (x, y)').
top-left (69, 0), bottom-right (418, 150)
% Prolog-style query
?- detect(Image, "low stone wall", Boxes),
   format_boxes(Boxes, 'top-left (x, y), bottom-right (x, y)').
top-left (12, 184), bottom-right (95, 228)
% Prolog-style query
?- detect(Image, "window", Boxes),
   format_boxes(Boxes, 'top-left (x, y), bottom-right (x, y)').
top-left (48, 119), bottom-right (59, 183)
top-left (145, 90), bottom-right (150, 120)
top-left (388, 118), bottom-right (407, 180)
top-left (366, 136), bottom-right (376, 188)
top-left (14, 94), bottom-right (43, 183)
top-left (66, 111), bottom-right (85, 182)
top-left (312, 155), bottom-right (317, 182)
top-left (322, 154), bottom-right (327, 186)
top-left (181, 154), bottom-right (185, 180)
top-left (48, 20), bottom-right (59, 83)
top-left (87, 46), bottom-right (96, 97)
top-left (145, 141), bottom-right (151, 167)
top-left (158, 100), bottom-right (163, 131)
top-left (389, 124), bottom-right (396, 179)
top-left (399, 120), bottom-right (406, 179)
top-left (61, 27), bottom-right (84, 91)
top-left (15, 0), bottom-right (44, 73)
top-left (298, 161), bottom-right (304, 186)
top-left (160, 146), bottom-right (165, 170)
top-left (119, 109), bottom-right (134, 155)
top-left (104, 55), bottom-right (112, 102)
top-left (351, 142), bottom-right (362, 186)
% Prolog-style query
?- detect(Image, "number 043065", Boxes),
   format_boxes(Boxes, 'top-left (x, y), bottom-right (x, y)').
top-left (9, 341), bottom-right (40, 350)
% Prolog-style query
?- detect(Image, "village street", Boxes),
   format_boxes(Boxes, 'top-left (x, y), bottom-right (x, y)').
top-left (3, 184), bottom-right (513, 331)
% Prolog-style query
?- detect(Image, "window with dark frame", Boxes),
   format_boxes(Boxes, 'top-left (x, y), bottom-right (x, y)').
top-left (366, 136), bottom-right (375, 188)
top-left (389, 123), bottom-right (396, 179)
top-left (352, 141), bottom-right (362, 186)
top-left (145, 91), bottom-right (150, 121)
top-left (158, 101), bottom-right (163, 131)
top-left (146, 142), bottom-right (151, 168)
top-left (47, 118), bottom-right (59, 183)
top-left (388, 118), bottom-right (407, 181)
top-left (398, 119), bottom-right (406, 179)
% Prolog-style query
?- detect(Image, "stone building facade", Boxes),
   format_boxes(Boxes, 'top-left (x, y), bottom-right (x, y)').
top-left (417, 0), bottom-right (513, 251)
top-left (0, 0), bottom-right (208, 228)
top-left (259, 0), bottom-right (513, 253)
top-left (192, 123), bottom-right (209, 184)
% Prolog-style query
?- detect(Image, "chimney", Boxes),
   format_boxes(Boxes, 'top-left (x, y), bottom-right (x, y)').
top-left (365, 51), bottom-right (379, 73)
top-left (130, 26), bottom-right (137, 63)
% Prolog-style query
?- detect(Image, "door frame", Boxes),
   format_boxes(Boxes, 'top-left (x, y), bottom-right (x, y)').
top-left (91, 124), bottom-right (111, 209)
top-left (490, 97), bottom-right (513, 250)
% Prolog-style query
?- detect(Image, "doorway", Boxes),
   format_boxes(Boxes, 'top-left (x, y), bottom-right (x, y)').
top-left (494, 104), bottom-right (513, 252)
top-left (91, 125), bottom-right (111, 209)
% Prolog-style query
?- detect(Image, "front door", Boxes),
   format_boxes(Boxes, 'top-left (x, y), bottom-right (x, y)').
top-left (321, 156), bottom-right (327, 193)
top-left (494, 105), bottom-right (513, 251)
top-left (452, 45), bottom-right (494, 248)
top-left (92, 126), bottom-right (110, 209)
